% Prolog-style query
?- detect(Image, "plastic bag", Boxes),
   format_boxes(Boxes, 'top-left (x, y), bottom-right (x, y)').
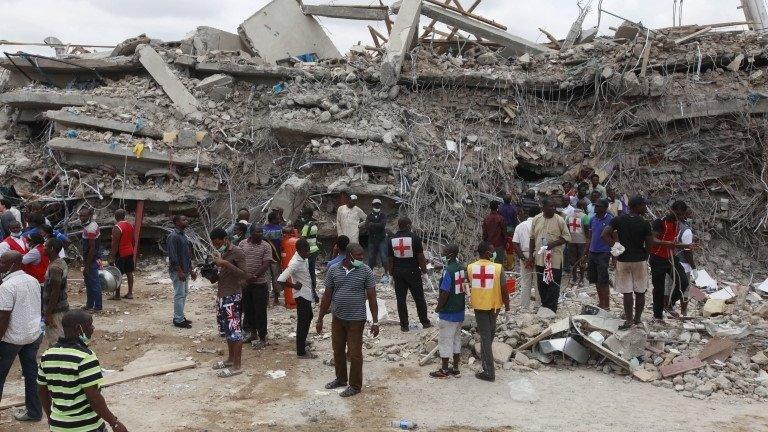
top-left (507, 377), bottom-right (538, 403)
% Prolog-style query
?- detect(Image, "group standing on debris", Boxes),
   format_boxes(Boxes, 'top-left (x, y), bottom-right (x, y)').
top-left (0, 172), bottom-right (699, 430)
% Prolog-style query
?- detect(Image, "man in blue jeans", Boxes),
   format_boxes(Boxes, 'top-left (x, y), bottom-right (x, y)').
top-left (0, 250), bottom-right (44, 423)
top-left (167, 215), bottom-right (197, 328)
top-left (79, 207), bottom-right (102, 311)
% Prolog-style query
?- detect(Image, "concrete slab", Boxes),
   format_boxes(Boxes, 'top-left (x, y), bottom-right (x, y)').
top-left (302, 4), bottom-right (389, 21)
top-left (195, 62), bottom-right (300, 81)
top-left (195, 74), bottom-right (234, 92)
top-left (270, 119), bottom-right (385, 142)
top-left (396, 2), bottom-right (553, 56)
top-left (183, 26), bottom-right (253, 55)
top-left (136, 44), bottom-right (201, 118)
top-left (112, 188), bottom-right (211, 202)
top-left (0, 55), bottom-right (141, 73)
top-left (111, 34), bottom-right (151, 57)
top-left (238, 0), bottom-right (341, 64)
top-left (381, 0), bottom-right (422, 87)
top-left (48, 138), bottom-right (210, 173)
top-left (640, 97), bottom-right (768, 123)
top-left (316, 144), bottom-right (401, 169)
top-left (0, 90), bottom-right (161, 113)
top-left (44, 110), bottom-right (163, 139)
top-left (268, 175), bottom-right (309, 222)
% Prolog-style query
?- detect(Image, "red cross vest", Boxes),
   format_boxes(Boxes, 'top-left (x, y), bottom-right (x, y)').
top-left (467, 259), bottom-right (503, 311)
top-left (24, 244), bottom-right (49, 283)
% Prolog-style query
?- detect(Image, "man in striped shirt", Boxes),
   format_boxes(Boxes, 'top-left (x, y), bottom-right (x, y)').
top-left (37, 310), bottom-right (127, 432)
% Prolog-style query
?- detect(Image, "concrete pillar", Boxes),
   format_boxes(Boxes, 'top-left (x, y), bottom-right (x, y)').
top-left (381, 0), bottom-right (422, 87)
top-left (742, 0), bottom-right (768, 32)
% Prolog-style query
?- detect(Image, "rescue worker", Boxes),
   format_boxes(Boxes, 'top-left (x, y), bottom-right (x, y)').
top-left (387, 217), bottom-right (432, 332)
top-left (297, 207), bottom-right (320, 302)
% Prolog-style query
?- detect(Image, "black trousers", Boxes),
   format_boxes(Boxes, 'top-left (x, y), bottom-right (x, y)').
top-left (535, 266), bottom-right (563, 312)
top-left (649, 255), bottom-right (689, 318)
top-left (393, 267), bottom-right (430, 328)
top-left (242, 283), bottom-right (268, 339)
top-left (308, 252), bottom-right (318, 291)
top-left (296, 297), bottom-right (313, 355)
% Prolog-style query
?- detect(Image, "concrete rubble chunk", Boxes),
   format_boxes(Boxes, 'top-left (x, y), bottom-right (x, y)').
top-left (48, 138), bottom-right (210, 173)
top-left (398, 1), bottom-right (553, 56)
top-left (110, 34), bottom-right (151, 57)
top-left (137, 44), bottom-right (201, 119)
top-left (751, 351), bottom-right (768, 366)
top-left (603, 328), bottom-right (646, 361)
top-left (238, 0), bottom-right (341, 64)
top-left (0, 90), bottom-right (161, 113)
top-left (727, 53), bottom-right (745, 72)
top-left (182, 26), bottom-right (253, 56)
top-left (302, 4), bottom-right (389, 21)
top-left (195, 74), bottom-right (234, 92)
top-left (269, 175), bottom-right (310, 223)
top-left (702, 298), bottom-right (727, 317)
top-left (44, 110), bottom-right (163, 139)
top-left (474, 341), bottom-right (513, 364)
top-left (381, 0), bottom-right (422, 87)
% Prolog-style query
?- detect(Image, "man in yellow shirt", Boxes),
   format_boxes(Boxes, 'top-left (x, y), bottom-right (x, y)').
top-left (527, 197), bottom-right (571, 313)
top-left (468, 242), bottom-right (510, 382)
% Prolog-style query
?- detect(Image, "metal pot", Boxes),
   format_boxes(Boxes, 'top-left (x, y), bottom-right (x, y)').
top-left (99, 266), bottom-right (122, 293)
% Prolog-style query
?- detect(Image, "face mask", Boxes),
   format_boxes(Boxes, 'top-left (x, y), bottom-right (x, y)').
top-left (10, 232), bottom-right (21, 238)
top-left (78, 326), bottom-right (90, 345)
top-left (351, 259), bottom-right (364, 268)
top-left (373, 208), bottom-right (381, 213)
top-left (491, 251), bottom-right (497, 262)
top-left (218, 245), bottom-right (228, 253)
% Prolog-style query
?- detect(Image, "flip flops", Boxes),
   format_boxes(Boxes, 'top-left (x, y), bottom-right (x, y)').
top-left (217, 368), bottom-right (242, 378)
top-left (212, 361), bottom-right (233, 370)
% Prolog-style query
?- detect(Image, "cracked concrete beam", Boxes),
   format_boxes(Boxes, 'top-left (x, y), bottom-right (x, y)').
top-left (0, 56), bottom-right (141, 73)
top-left (48, 137), bottom-right (210, 172)
top-left (381, 0), bottom-right (422, 87)
top-left (302, 4), bottom-right (389, 21)
top-left (641, 97), bottom-right (768, 123)
top-left (270, 119), bottom-right (385, 142)
top-left (0, 90), bottom-right (161, 113)
top-left (44, 110), bottom-right (163, 139)
top-left (137, 44), bottom-right (201, 119)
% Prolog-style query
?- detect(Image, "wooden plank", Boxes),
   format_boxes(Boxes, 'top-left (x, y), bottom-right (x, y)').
top-left (444, 0), bottom-right (482, 41)
top-left (1, 360), bottom-right (196, 410)
top-left (674, 26), bottom-right (712, 45)
top-left (659, 356), bottom-right (704, 378)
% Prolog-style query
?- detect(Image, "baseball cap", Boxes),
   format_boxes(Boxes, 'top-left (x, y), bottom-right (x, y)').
top-left (372, 198), bottom-right (382, 204)
top-left (350, 194), bottom-right (358, 201)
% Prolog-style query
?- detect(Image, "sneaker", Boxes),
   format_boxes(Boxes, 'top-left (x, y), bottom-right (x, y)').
top-left (13, 410), bottom-right (41, 422)
top-left (173, 320), bottom-right (192, 329)
top-left (422, 322), bottom-right (433, 329)
top-left (400, 325), bottom-right (409, 332)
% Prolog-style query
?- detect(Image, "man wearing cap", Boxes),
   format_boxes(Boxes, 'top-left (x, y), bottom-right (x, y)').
top-left (583, 199), bottom-right (614, 309)
top-left (365, 199), bottom-right (389, 282)
top-left (602, 196), bottom-right (654, 329)
top-left (336, 194), bottom-right (366, 244)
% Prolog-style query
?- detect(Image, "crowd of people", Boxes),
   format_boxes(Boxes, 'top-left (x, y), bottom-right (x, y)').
top-left (0, 173), bottom-right (700, 429)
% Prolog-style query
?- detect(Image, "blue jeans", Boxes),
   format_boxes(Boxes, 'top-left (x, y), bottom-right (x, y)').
top-left (0, 335), bottom-right (43, 419)
top-left (84, 262), bottom-right (102, 310)
top-left (367, 239), bottom-right (388, 270)
top-left (171, 271), bottom-right (189, 323)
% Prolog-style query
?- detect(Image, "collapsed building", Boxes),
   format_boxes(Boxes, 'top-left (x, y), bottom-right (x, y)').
top-left (2, 0), bottom-right (768, 398)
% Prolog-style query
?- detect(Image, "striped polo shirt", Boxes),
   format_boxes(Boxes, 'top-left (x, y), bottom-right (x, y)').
top-left (325, 263), bottom-right (376, 321)
top-left (37, 339), bottom-right (105, 432)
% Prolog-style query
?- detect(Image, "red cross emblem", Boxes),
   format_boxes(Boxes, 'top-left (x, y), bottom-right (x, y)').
top-left (391, 237), bottom-right (413, 258)
top-left (471, 265), bottom-right (495, 289)
top-left (568, 217), bottom-right (582, 233)
top-left (454, 271), bottom-right (468, 293)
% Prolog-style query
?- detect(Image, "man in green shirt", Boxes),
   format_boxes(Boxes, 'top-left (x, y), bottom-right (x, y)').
top-left (37, 310), bottom-right (127, 432)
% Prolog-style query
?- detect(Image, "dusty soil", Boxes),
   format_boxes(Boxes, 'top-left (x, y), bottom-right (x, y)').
top-left (1, 265), bottom-right (767, 432)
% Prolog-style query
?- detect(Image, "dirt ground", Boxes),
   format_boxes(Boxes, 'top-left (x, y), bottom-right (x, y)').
top-left (1, 265), bottom-right (767, 432)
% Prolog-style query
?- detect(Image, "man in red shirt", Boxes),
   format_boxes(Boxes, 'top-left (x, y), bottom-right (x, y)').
top-left (109, 209), bottom-right (135, 300)
top-left (649, 201), bottom-right (688, 321)
top-left (482, 201), bottom-right (507, 266)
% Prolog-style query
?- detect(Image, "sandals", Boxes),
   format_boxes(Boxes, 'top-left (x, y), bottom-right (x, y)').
top-left (298, 351), bottom-right (318, 359)
top-left (325, 378), bottom-right (347, 389)
top-left (122, 294), bottom-right (133, 299)
top-left (429, 368), bottom-right (452, 379)
top-left (450, 368), bottom-right (461, 377)
top-left (251, 340), bottom-right (268, 350)
top-left (217, 368), bottom-right (242, 378)
top-left (339, 386), bottom-right (360, 398)
top-left (212, 361), bottom-right (233, 370)
top-left (618, 322), bottom-right (633, 330)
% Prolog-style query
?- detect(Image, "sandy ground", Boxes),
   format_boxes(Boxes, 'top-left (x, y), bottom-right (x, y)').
top-left (1, 265), bottom-right (767, 432)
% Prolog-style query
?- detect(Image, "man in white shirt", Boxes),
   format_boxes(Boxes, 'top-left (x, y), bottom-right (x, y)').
top-left (512, 205), bottom-right (541, 309)
top-left (672, 211), bottom-right (696, 316)
top-left (277, 239), bottom-right (315, 358)
top-left (0, 250), bottom-right (43, 422)
top-left (336, 195), bottom-right (366, 244)
top-left (0, 220), bottom-right (28, 255)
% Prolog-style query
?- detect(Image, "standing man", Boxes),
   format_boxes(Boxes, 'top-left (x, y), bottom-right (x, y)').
top-left (673, 208), bottom-right (696, 316)
top-left (167, 215), bottom-right (196, 328)
top-left (365, 199), bottom-right (389, 283)
top-left (565, 201), bottom-right (590, 286)
top-left (430, 244), bottom-right (467, 378)
top-left (649, 201), bottom-right (688, 321)
top-left (298, 207), bottom-right (321, 301)
top-left (327, 235), bottom-right (350, 269)
top-left (482, 201), bottom-right (507, 266)
top-left (583, 199), bottom-right (614, 310)
top-left (607, 186), bottom-right (628, 216)
top-left (335, 194), bottom-right (366, 244)
top-left (262, 212), bottom-right (284, 305)
top-left (0, 220), bottom-right (29, 255)
top-left (22, 233), bottom-right (49, 284)
top-left (79, 208), bottom-right (102, 312)
top-left (527, 198), bottom-right (571, 313)
top-left (110, 209), bottom-right (135, 300)
top-left (602, 196), bottom-right (653, 329)
top-left (519, 189), bottom-right (538, 219)
top-left (0, 250), bottom-right (43, 423)
top-left (387, 217), bottom-right (432, 332)
top-left (589, 173), bottom-right (607, 198)
top-left (0, 199), bottom-right (18, 238)
top-left (586, 190), bottom-right (602, 219)
top-left (468, 242), bottom-right (510, 382)
top-left (499, 195), bottom-right (519, 235)
top-left (316, 244), bottom-right (379, 398)
top-left (227, 208), bottom-right (251, 239)
top-left (37, 310), bottom-right (128, 432)
top-left (276, 239), bottom-right (315, 358)
top-left (513, 205), bottom-right (541, 310)
top-left (209, 228), bottom-right (247, 378)
top-left (41, 238), bottom-right (69, 347)
top-left (240, 226), bottom-right (274, 348)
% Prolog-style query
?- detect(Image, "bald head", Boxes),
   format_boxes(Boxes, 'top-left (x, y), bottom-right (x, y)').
top-left (0, 251), bottom-right (22, 273)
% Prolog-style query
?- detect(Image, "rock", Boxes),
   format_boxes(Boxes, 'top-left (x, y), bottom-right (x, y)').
top-left (381, 119), bottom-right (394, 130)
top-left (727, 54), bottom-right (744, 72)
top-left (195, 73), bottom-right (233, 92)
top-left (601, 66), bottom-right (614, 79)
top-left (514, 352), bottom-right (530, 365)
top-left (695, 383), bottom-right (715, 396)
top-left (382, 131), bottom-right (395, 144)
top-left (749, 70), bottom-right (764, 82)
top-left (345, 72), bottom-right (357, 83)
top-left (492, 342), bottom-right (514, 364)
top-left (603, 328), bottom-right (647, 360)
top-left (520, 324), bottom-right (543, 338)
top-left (536, 307), bottom-right (556, 319)
top-left (518, 53), bottom-right (531, 64)
top-left (319, 111), bottom-right (332, 122)
top-left (751, 351), bottom-right (768, 366)
top-left (702, 299), bottom-right (726, 317)
top-left (387, 85), bottom-right (400, 100)
top-left (176, 129), bottom-right (197, 148)
top-left (647, 74), bottom-right (666, 97)
top-left (755, 386), bottom-right (768, 398)
top-left (714, 375), bottom-right (732, 390)
top-left (476, 52), bottom-right (498, 66)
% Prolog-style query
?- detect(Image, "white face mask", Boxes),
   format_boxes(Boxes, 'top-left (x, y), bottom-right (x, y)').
top-left (372, 208), bottom-right (381, 213)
